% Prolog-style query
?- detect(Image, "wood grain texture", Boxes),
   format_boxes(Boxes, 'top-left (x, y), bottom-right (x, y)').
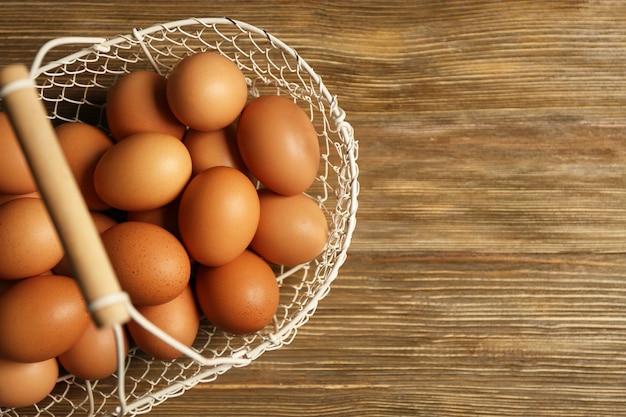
top-left (3, 0), bottom-right (626, 416)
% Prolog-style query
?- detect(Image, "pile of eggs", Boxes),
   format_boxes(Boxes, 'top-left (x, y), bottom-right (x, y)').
top-left (0, 51), bottom-right (329, 408)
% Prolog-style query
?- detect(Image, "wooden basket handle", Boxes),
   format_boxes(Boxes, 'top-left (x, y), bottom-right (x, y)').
top-left (0, 64), bottom-right (129, 328)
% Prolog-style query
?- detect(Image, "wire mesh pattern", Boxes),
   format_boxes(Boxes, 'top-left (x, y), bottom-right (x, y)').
top-left (0, 18), bottom-right (358, 416)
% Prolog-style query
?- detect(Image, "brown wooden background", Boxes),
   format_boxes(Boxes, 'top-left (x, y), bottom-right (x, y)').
top-left (3, 1), bottom-right (626, 416)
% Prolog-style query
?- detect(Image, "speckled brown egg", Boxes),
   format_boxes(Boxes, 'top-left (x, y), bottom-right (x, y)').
top-left (106, 70), bottom-right (186, 141)
top-left (126, 284), bottom-right (199, 360)
top-left (100, 221), bottom-right (191, 306)
top-left (0, 197), bottom-right (64, 280)
top-left (0, 274), bottom-right (90, 363)
top-left (195, 250), bottom-right (279, 335)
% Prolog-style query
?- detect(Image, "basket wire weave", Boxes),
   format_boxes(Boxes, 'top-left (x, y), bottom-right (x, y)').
top-left (0, 17), bottom-right (359, 417)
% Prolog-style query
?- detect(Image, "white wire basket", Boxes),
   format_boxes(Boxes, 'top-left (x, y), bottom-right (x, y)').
top-left (0, 17), bottom-right (359, 416)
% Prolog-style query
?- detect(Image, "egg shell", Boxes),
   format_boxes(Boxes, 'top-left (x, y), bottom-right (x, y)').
top-left (178, 166), bottom-right (260, 267)
top-left (251, 189), bottom-right (329, 266)
top-left (0, 274), bottom-right (90, 363)
top-left (195, 250), bottom-right (279, 335)
top-left (0, 112), bottom-right (37, 195)
top-left (126, 285), bottom-right (199, 360)
top-left (237, 95), bottom-right (320, 196)
top-left (127, 197), bottom-right (180, 237)
top-left (0, 197), bottom-right (64, 280)
top-left (53, 211), bottom-right (117, 281)
top-left (183, 123), bottom-right (247, 176)
top-left (93, 132), bottom-right (192, 211)
top-left (0, 190), bottom-right (40, 206)
top-left (56, 122), bottom-right (114, 211)
top-left (166, 52), bottom-right (248, 132)
top-left (106, 70), bottom-right (186, 141)
top-left (100, 221), bottom-right (191, 306)
top-left (0, 357), bottom-right (58, 409)
top-left (58, 319), bottom-right (129, 381)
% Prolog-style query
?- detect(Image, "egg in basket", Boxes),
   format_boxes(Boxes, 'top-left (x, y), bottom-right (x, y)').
top-left (0, 17), bottom-right (358, 416)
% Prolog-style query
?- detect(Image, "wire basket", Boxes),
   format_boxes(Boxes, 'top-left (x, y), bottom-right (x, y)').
top-left (0, 17), bottom-right (359, 416)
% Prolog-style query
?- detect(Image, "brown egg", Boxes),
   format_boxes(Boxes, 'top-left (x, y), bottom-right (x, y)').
top-left (56, 122), bottom-right (114, 211)
top-left (195, 250), bottom-right (279, 335)
top-left (0, 112), bottom-right (37, 195)
top-left (0, 190), bottom-right (40, 206)
top-left (127, 198), bottom-right (180, 237)
top-left (251, 189), bottom-right (329, 266)
top-left (88, 211), bottom-right (118, 233)
top-left (183, 123), bottom-right (247, 176)
top-left (126, 285), bottom-right (199, 360)
top-left (58, 319), bottom-right (129, 381)
top-left (0, 274), bottom-right (90, 363)
top-left (101, 221), bottom-right (191, 306)
top-left (53, 211), bottom-right (118, 278)
top-left (93, 132), bottom-right (192, 211)
top-left (0, 357), bottom-right (58, 408)
top-left (237, 95), bottom-right (320, 196)
top-left (0, 197), bottom-right (64, 280)
top-left (178, 166), bottom-right (259, 267)
top-left (166, 52), bottom-right (248, 132)
top-left (106, 70), bottom-right (186, 141)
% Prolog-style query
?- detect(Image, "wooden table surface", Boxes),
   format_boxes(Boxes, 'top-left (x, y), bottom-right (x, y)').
top-left (3, 1), bottom-right (626, 416)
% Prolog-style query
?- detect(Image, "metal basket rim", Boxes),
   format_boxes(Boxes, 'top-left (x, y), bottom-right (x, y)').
top-left (4, 17), bottom-right (360, 416)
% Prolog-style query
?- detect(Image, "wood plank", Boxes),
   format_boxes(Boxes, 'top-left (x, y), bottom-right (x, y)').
top-left (2, 1), bottom-right (626, 416)
top-left (353, 122), bottom-right (626, 254)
